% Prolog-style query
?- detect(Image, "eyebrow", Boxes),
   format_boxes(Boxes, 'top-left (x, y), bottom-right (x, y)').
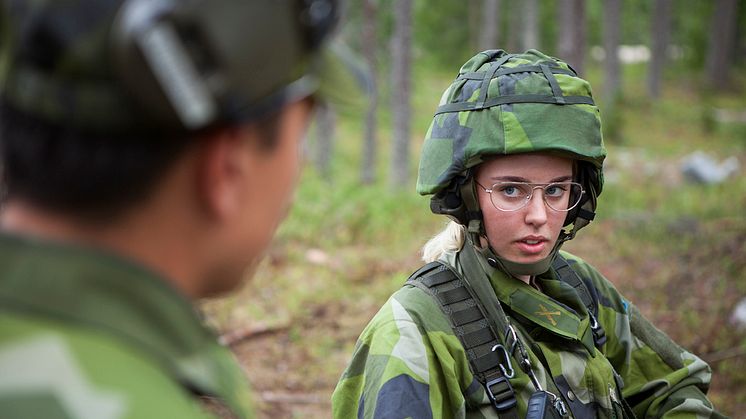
top-left (490, 175), bottom-right (573, 183)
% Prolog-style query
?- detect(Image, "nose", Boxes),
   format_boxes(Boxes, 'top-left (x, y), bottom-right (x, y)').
top-left (524, 189), bottom-right (548, 226)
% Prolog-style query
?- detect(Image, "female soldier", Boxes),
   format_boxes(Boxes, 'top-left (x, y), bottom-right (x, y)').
top-left (332, 50), bottom-right (723, 419)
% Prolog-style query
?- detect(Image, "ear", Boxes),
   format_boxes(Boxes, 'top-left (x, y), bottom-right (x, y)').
top-left (195, 126), bottom-right (248, 220)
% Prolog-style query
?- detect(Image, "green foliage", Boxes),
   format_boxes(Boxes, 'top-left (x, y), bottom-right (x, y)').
top-left (670, 1), bottom-right (713, 69)
top-left (412, 0), bottom-right (474, 67)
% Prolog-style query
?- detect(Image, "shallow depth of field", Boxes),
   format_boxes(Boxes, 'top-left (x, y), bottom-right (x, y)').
top-left (203, 3), bottom-right (746, 417)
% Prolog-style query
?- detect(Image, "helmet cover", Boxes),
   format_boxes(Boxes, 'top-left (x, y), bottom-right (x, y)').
top-left (417, 49), bottom-right (606, 200)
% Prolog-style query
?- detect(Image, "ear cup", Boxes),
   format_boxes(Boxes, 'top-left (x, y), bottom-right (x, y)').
top-left (564, 161), bottom-right (600, 227)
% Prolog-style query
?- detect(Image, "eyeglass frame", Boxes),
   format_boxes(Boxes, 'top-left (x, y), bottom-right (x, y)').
top-left (474, 180), bottom-right (585, 212)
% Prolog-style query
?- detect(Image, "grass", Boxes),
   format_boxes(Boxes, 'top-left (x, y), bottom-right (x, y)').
top-left (203, 61), bottom-right (746, 417)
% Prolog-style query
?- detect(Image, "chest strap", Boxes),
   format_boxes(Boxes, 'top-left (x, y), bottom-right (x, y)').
top-left (550, 257), bottom-right (607, 349)
top-left (406, 254), bottom-right (608, 417)
top-left (406, 262), bottom-right (520, 418)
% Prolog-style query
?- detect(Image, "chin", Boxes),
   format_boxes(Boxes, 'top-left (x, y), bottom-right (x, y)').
top-left (199, 263), bottom-right (257, 299)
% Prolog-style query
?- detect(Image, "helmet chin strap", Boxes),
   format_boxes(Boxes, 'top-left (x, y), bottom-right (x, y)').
top-left (468, 223), bottom-right (574, 278)
top-left (475, 238), bottom-right (559, 277)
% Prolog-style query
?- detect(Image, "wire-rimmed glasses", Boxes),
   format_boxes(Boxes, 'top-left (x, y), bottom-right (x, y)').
top-left (475, 181), bottom-right (585, 212)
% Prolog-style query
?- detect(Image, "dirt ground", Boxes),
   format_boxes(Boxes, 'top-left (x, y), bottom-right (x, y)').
top-left (230, 300), bottom-right (370, 418)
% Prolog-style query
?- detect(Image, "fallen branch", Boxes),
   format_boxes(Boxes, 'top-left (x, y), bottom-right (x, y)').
top-left (702, 346), bottom-right (746, 364)
top-left (259, 391), bottom-right (329, 405)
top-left (218, 322), bottom-right (290, 346)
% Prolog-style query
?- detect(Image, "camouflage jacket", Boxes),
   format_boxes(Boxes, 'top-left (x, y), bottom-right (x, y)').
top-left (0, 233), bottom-right (254, 418)
top-left (333, 244), bottom-right (724, 419)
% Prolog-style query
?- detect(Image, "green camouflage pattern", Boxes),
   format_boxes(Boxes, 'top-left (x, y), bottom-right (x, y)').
top-left (0, 233), bottom-right (255, 418)
top-left (332, 245), bottom-right (724, 419)
top-left (416, 49), bottom-right (606, 196)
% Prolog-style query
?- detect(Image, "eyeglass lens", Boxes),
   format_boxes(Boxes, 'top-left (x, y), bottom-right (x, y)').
top-left (488, 182), bottom-right (583, 212)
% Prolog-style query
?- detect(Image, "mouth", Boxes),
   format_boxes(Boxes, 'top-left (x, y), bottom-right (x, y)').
top-left (515, 236), bottom-right (549, 255)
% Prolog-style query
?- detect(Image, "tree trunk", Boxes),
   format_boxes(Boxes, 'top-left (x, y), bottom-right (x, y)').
top-left (705, 0), bottom-right (739, 90)
top-left (647, 0), bottom-right (672, 98)
top-left (313, 103), bottom-right (335, 181)
top-left (390, 0), bottom-right (412, 189)
top-left (506, 1), bottom-right (521, 52)
top-left (602, 0), bottom-right (621, 101)
top-left (522, 0), bottom-right (539, 50)
top-left (360, 0), bottom-right (378, 185)
top-left (556, 0), bottom-right (586, 75)
top-left (478, 0), bottom-right (501, 51)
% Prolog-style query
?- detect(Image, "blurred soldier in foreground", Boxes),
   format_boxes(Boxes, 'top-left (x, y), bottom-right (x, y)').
top-left (333, 50), bottom-right (724, 419)
top-left (0, 0), bottom-right (345, 417)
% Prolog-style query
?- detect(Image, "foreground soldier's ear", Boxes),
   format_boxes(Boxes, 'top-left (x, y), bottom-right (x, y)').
top-left (194, 126), bottom-right (252, 220)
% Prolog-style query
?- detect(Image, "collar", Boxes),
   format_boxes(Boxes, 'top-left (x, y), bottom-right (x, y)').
top-left (0, 232), bottom-right (252, 413)
top-left (465, 242), bottom-right (595, 353)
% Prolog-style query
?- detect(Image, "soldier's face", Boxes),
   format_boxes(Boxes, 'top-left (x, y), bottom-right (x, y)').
top-left (475, 153), bottom-right (573, 266)
top-left (202, 98), bottom-right (313, 296)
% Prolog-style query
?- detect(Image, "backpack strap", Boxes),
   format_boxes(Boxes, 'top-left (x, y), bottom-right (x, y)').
top-left (405, 262), bottom-right (520, 418)
top-left (551, 255), bottom-right (607, 349)
top-left (551, 257), bottom-right (638, 418)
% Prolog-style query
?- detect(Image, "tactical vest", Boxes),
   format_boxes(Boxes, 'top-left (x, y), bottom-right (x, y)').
top-left (405, 250), bottom-right (635, 419)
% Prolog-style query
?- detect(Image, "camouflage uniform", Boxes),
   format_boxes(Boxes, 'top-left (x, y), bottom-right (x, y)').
top-left (0, 1), bottom-right (347, 417)
top-left (332, 245), bottom-right (722, 418)
top-left (0, 233), bottom-right (255, 418)
top-left (333, 50), bottom-right (724, 418)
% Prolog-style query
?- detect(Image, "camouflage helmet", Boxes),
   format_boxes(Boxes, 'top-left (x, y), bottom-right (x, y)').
top-left (0, 0), bottom-right (340, 133)
top-left (417, 49), bottom-right (606, 240)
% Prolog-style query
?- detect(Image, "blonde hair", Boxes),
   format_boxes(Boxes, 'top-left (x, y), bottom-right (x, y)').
top-left (421, 221), bottom-right (467, 262)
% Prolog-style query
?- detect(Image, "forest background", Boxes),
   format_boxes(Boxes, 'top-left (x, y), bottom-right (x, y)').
top-left (204, 0), bottom-right (746, 417)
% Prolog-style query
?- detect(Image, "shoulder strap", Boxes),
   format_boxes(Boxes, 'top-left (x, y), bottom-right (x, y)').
top-left (405, 262), bottom-right (520, 418)
top-left (551, 255), bottom-right (607, 349)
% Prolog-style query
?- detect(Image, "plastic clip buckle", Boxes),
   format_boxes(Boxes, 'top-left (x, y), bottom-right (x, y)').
top-left (485, 376), bottom-right (517, 411)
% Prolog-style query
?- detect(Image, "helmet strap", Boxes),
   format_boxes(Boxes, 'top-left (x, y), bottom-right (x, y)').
top-left (457, 177), bottom-right (486, 246)
top-left (473, 236), bottom-right (559, 277)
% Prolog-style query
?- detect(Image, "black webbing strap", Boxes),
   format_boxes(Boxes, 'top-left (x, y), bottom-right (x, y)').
top-left (551, 256), bottom-right (607, 349)
top-left (435, 95), bottom-right (595, 116)
top-left (540, 64), bottom-right (566, 105)
top-left (457, 65), bottom-right (577, 81)
top-left (436, 61), bottom-right (593, 116)
top-left (475, 54), bottom-right (513, 108)
top-left (577, 207), bottom-right (596, 222)
top-left (405, 262), bottom-right (519, 418)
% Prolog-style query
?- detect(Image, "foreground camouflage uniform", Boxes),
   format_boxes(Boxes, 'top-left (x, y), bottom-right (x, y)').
top-left (0, 233), bottom-right (254, 418)
top-left (333, 50), bottom-right (724, 418)
top-left (0, 0), bottom-right (346, 417)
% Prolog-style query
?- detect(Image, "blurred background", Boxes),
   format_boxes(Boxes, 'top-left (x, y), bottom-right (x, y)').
top-left (203, 0), bottom-right (746, 417)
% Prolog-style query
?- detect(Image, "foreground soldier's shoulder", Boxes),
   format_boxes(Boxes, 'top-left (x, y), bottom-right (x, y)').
top-left (0, 314), bottom-right (210, 418)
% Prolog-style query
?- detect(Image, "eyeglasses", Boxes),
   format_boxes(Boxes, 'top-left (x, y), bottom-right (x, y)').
top-left (475, 181), bottom-right (585, 212)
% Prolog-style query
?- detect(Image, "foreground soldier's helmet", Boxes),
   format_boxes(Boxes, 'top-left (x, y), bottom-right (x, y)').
top-left (0, 0), bottom-right (340, 133)
top-left (416, 49), bottom-right (607, 273)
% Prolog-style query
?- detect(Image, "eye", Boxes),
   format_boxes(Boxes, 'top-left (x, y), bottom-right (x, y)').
top-left (544, 183), bottom-right (567, 198)
top-left (498, 183), bottom-right (526, 198)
